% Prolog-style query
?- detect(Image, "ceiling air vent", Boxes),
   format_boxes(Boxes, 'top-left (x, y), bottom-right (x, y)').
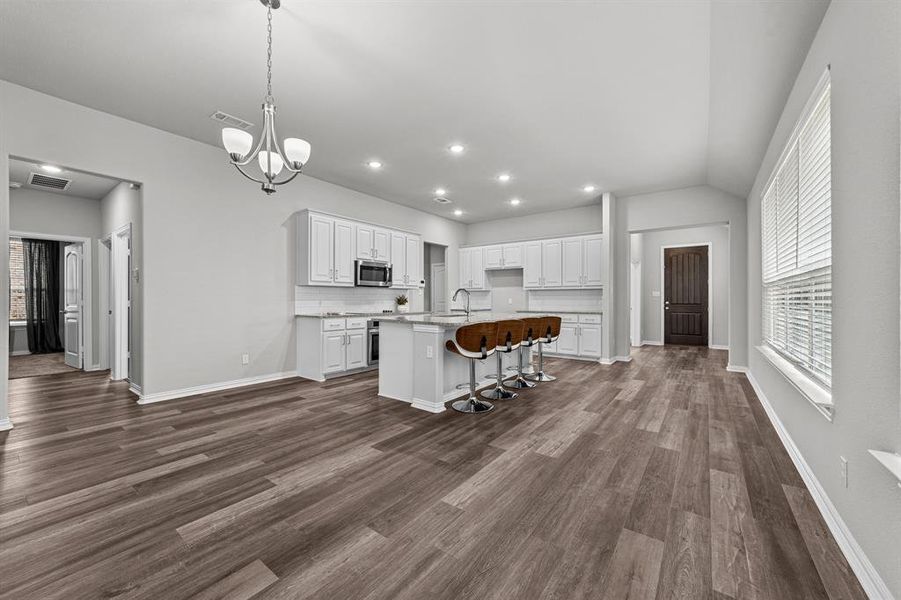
top-left (433, 197), bottom-right (452, 205)
top-left (28, 172), bottom-right (71, 191)
top-left (210, 111), bottom-right (254, 130)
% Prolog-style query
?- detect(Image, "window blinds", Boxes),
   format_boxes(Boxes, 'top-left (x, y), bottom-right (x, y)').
top-left (761, 71), bottom-right (831, 388)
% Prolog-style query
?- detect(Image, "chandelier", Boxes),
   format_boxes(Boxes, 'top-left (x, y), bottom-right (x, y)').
top-left (221, 0), bottom-right (311, 194)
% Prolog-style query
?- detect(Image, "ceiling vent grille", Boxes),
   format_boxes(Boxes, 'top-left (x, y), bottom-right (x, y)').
top-left (210, 111), bottom-right (254, 130)
top-left (28, 172), bottom-right (71, 191)
top-left (433, 197), bottom-right (452, 204)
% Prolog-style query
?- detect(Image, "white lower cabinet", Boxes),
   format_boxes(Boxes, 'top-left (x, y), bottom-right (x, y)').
top-left (297, 317), bottom-right (373, 381)
top-left (545, 314), bottom-right (602, 359)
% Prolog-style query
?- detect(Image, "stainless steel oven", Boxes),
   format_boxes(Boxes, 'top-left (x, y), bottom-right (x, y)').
top-left (355, 260), bottom-right (392, 287)
top-left (367, 320), bottom-right (379, 365)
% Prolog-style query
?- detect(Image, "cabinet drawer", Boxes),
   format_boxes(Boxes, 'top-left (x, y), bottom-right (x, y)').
top-left (345, 317), bottom-right (368, 331)
top-left (561, 315), bottom-right (578, 323)
top-left (322, 318), bottom-right (346, 332)
top-left (579, 314), bottom-right (601, 324)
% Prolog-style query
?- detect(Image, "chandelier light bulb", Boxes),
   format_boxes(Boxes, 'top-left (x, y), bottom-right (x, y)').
top-left (258, 151), bottom-right (284, 178)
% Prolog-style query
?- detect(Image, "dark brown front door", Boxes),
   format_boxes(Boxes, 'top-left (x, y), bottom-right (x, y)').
top-left (664, 246), bottom-right (708, 346)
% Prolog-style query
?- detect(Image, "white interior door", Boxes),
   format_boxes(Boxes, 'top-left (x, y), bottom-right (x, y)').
top-left (630, 261), bottom-right (642, 346)
top-left (431, 263), bottom-right (447, 312)
top-left (63, 243), bottom-right (83, 368)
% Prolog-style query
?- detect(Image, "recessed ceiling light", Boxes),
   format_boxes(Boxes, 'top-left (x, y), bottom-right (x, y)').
top-left (367, 160), bottom-right (383, 170)
top-left (448, 144), bottom-right (465, 154)
top-left (434, 187), bottom-right (447, 196)
top-left (583, 184), bottom-right (596, 193)
top-left (509, 198), bottom-right (521, 206)
top-left (40, 164), bottom-right (62, 174)
top-left (497, 173), bottom-right (511, 183)
top-left (453, 209), bottom-right (463, 216)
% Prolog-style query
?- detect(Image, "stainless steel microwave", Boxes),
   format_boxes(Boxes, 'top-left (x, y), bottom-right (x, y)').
top-left (355, 260), bottom-right (392, 287)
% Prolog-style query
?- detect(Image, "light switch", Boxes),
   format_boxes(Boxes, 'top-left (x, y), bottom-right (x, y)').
top-left (652, 290), bottom-right (661, 297)
top-left (426, 345), bottom-right (433, 359)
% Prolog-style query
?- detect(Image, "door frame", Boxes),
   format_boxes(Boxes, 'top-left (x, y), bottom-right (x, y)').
top-left (630, 258), bottom-right (641, 347)
top-left (98, 237), bottom-right (112, 371)
top-left (110, 223), bottom-right (132, 382)
top-left (9, 230), bottom-right (93, 371)
top-left (660, 242), bottom-right (712, 348)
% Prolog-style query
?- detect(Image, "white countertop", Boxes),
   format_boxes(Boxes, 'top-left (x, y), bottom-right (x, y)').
top-left (379, 311), bottom-right (555, 326)
top-left (516, 309), bottom-right (602, 315)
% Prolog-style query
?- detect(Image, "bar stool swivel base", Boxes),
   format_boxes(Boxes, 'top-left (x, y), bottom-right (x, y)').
top-left (452, 396), bottom-right (495, 413)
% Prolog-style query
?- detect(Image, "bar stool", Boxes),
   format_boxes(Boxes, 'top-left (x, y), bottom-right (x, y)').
top-left (480, 319), bottom-right (525, 401)
top-left (507, 317), bottom-right (542, 389)
top-left (445, 321), bottom-right (499, 413)
top-left (526, 316), bottom-right (561, 382)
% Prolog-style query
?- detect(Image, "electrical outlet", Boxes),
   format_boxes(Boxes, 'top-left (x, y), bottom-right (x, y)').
top-left (840, 456), bottom-right (848, 487)
top-left (426, 345), bottom-right (433, 359)
top-left (242, 353), bottom-right (250, 365)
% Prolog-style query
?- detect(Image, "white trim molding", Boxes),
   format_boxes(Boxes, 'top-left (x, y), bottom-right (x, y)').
top-left (0, 417), bottom-right (13, 431)
top-left (726, 364), bottom-right (748, 373)
top-left (9, 350), bottom-right (31, 357)
top-left (756, 345), bottom-right (833, 421)
top-left (135, 371), bottom-right (297, 405)
top-left (599, 355), bottom-right (633, 365)
top-left (744, 369), bottom-right (893, 600)
top-left (709, 344), bottom-right (729, 351)
top-left (641, 340), bottom-right (664, 346)
top-left (868, 450), bottom-right (901, 490)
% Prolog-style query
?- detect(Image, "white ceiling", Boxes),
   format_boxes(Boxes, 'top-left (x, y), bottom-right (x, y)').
top-left (0, 1), bottom-right (827, 222)
top-left (8, 157), bottom-right (120, 200)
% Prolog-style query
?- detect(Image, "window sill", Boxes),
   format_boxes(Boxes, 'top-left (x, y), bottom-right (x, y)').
top-left (868, 450), bottom-right (901, 489)
top-left (755, 345), bottom-right (833, 421)
top-left (9, 321), bottom-right (27, 328)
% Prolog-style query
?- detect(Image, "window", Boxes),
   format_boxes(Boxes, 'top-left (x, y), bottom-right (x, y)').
top-left (9, 238), bottom-right (26, 322)
top-left (761, 71), bottom-right (831, 390)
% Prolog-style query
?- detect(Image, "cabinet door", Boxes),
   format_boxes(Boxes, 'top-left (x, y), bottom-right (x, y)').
top-left (406, 234), bottom-right (422, 286)
top-left (309, 214), bottom-right (334, 284)
top-left (470, 247), bottom-right (485, 289)
top-left (373, 228), bottom-right (391, 261)
top-left (459, 248), bottom-right (472, 288)
top-left (523, 242), bottom-right (543, 288)
top-left (556, 324), bottom-right (579, 355)
top-left (542, 240), bottom-right (562, 287)
top-left (322, 332), bottom-right (346, 374)
top-left (503, 244), bottom-right (522, 268)
top-left (391, 232), bottom-right (407, 287)
top-left (578, 324), bottom-right (602, 357)
top-left (582, 234), bottom-right (605, 287)
top-left (355, 225), bottom-right (374, 260)
top-left (561, 238), bottom-right (583, 287)
top-left (484, 245), bottom-right (503, 269)
top-left (333, 219), bottom-right (355, 285)
top-left (345, 331), bottom-right (366, 370)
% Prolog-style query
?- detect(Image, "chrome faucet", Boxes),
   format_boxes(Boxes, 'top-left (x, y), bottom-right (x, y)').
top-left (452, 288), bottom-right (471, 317)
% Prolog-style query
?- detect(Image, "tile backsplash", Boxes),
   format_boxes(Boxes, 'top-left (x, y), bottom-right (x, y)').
top-left (526, 289), bottom-right (604, 312)
top-left (295, 286), bottom-right (424, 314)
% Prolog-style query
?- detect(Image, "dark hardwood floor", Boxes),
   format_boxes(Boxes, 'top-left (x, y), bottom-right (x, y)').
top-left (0, 346), bottom-right (867, 599)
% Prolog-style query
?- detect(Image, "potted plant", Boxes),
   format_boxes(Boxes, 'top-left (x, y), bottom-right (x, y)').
top-left (395, 294), bottom-right (410, 313)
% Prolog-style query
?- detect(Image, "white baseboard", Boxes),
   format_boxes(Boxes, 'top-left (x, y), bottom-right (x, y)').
top-left (0, 417), bottom-right (13, 431)
top-left (135, 371), bottom-right (297, 405)
top-left (129, 382), bottom-right (143, 397)
top-left (599, 355), bottom-right (633, 365)
top-left (744, 370), bottom-right (893, 600)
top-left (726, 364), bottom-right (748, 373)
top-left (709, 344), bottom-right (729, 351)
top-left (9, 350), bottom-right (31, 356)
top-left (641, 340), bottom-right (664, 346)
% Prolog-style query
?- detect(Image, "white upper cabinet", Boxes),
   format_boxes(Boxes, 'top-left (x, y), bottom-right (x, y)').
top-left (355, 224), bottom-right (375, 260)
top-left (373, 228), bottom-right (391, 262)
top-left (582, 234), bottom-right (605, 287)
top-left (561, 238), bottom-right (583, 287)
top-left (391, 232), bottom-right (407, 287)
top-left (333, 219), bottom-right (355, 285)
top-left (523, 242), bottom-right (543, 287)
top-left (503, 244), bottom-right (523, 268)
top-left (458, 247), bottom-right (486, 290)
top-left (405, 234), bottom-right (422, 287)
top-left (484, 245), bottom-right (503, 269)
top-left (541, 240), bottom-right (562, 287)
top-left (308, 214), bottom-right (334, 284)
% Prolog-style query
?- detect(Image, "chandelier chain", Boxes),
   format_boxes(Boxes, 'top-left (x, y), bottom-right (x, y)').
top-left (265, 1), bottom-right (273, 103)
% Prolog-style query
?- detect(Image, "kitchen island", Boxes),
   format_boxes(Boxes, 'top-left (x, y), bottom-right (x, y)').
top-left (378, 312), bottom-right (543, 413)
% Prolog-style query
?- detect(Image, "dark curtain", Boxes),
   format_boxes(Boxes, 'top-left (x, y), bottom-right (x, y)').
top-left (23, 239), bottom-right (64, 354)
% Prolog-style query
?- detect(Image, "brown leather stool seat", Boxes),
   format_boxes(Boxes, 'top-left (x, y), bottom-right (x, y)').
top-left (507, 317), bottom-right (543, 389)
top-left (526, 316), bottom-right (561, 382)
top-left (480, 319), bottom-right (525, 401)
top-left (445, 321), bottom-right (499, 413)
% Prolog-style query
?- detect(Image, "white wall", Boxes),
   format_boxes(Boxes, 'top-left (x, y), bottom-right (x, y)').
top-left (613, 185), bottom-right (748, 366)
top-left (0, 80), bottom-right (467, 423)
top-left (637, 224), bottom-right (729, 347)
top-left (9, 188), bottom-right (104, 363)
top-left (745, 1), bottom-right (900, 596)
top-left (465, 203), bottom-right (602, 245)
